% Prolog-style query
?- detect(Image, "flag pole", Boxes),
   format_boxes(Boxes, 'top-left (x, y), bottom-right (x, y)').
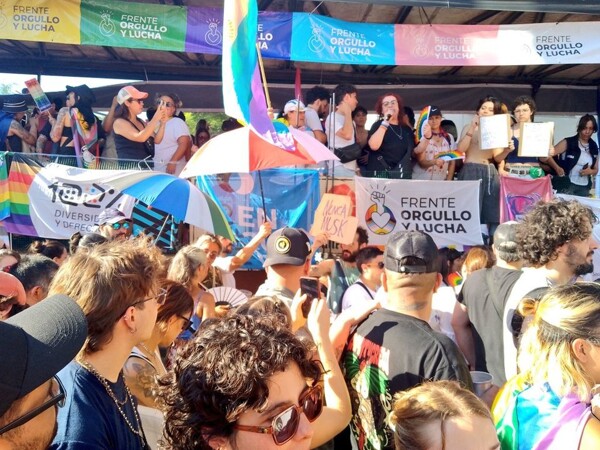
top-left (255, 43), bottom-right (272, 110)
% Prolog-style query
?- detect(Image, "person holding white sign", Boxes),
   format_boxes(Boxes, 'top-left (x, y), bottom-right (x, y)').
top-left (498, 96), bottom-right (545, 178)
top-left (457, 96), bottom-right (512, 240)
top-left (543, 114), bottom-right (599, 197)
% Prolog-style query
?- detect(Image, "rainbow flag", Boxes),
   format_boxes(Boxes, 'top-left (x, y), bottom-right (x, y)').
top-left (435, 150), bottom-right (465, 161)
top-left (416, 106), bottom-right (431, 141)
top-left (0, 153), bottom-right (10, 221)
top-left (222, 0), bottom-right (290, 149)
top-left (3, 154), bottom-right (41, 236)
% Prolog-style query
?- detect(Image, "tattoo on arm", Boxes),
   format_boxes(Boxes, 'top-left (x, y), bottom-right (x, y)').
top-left (123, 358), bottom-right (158, 408)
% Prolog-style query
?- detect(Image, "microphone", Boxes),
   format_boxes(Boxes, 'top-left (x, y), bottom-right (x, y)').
top-left (386, 114), bottom-right (392, 121)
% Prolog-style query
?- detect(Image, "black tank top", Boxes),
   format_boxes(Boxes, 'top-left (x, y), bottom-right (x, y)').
top-left (114, 118), bottom-right (150, 161)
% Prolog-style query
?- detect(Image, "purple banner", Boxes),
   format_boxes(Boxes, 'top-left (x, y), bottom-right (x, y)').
top-left (185, 8), bottom-right (292, 59)
top-left (185, 7), bottom-right (223, 54)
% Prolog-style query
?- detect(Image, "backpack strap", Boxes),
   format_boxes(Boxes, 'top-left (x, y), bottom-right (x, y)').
top-left (354, 280), bottom-right (374, 300)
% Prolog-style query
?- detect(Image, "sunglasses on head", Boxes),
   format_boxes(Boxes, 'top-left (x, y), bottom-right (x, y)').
top-left (111, 220), bottom-right (132, 231)
top-left (234, 384), bottom-right (323, 445)
top-left (157, 100), bottom-right (175, 108)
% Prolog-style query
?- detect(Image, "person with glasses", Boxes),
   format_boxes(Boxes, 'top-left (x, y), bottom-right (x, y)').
top-left (494, 283), bottom-right (600, 449)
top-left (153, 93), bottom-right (191, 175)
top-left (361, 93), bottom-right (419, 179)
top-left (113, 85), bottom-right (167, 168)
top-left (96, 208), bottom-right (134, 241)
top-left (124, 280), bottom-right (194, 449)
top-left (159, 314), bottom-right (324, 449)
top-left (48, 238), bottom-right (165, 450)
top-left (0, 293), bottom-right (87, 450)
top-left (341, 246), bottom-right (383, 313)
top-left (195, 233), bottom-right (225, 289)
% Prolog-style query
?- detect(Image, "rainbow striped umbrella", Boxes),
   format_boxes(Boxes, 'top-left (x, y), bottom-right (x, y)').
top-left (103, 171), bottom-right (234, 240)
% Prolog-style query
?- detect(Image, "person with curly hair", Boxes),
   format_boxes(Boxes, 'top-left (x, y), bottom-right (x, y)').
top-left (159, 315), bottom-right (324, 450)
top-left (494, 283), bottom-right (600, 449)
top-left (390, 380), bottom-right (498, 450)
top-left (502, 199), bottom-right (598, 380)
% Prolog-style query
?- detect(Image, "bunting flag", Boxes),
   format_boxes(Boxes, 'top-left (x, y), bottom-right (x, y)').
top-left (222, 0), bottom-right (291, 149)
top-left (0, 153), bottom-right (10, 221)
top-left (499, 175), bottom-right (553, 223)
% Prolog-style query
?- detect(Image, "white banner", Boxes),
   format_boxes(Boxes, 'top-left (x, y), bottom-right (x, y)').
top-left (355, 178), bottom-right (483, 248)
top-left (556, 194), bottom-right (600, 282)
top-left (29, 164), bottom-right (134, 239)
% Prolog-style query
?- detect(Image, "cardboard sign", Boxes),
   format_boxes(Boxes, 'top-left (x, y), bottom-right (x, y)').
top-left (479, 114), bottom-right (511, 150)
top-left (518, 122), bottom-right (554, 157)
top-left (310, 193), bottom-right (358, 245)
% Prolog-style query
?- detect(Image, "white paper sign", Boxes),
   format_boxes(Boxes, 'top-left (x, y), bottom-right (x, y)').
top-left (519, 122), bottom-right (554, 157)
top-left (479, 114), bottom-right (511, 150)
top-left (355, 178), bottom-right (483, 248)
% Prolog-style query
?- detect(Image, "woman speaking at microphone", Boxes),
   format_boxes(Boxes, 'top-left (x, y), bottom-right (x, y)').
top-left (361, 93), bottom-right (419, 179)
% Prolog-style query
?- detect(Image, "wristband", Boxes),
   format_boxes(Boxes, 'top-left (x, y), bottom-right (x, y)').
top-left (466, 132), bottom-right (473, 137)
top-left (380, 121), bottom-right (389, 128)
top-left (424, 135), bottom-right (432, 140)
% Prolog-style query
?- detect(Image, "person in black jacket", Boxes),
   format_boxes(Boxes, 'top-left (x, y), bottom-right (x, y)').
top-left (543, 114), bottom-right (599, 197)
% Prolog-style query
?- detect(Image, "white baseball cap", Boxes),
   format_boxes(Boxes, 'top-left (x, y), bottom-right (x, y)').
top-left (284, 99), bottom-right (306, 114)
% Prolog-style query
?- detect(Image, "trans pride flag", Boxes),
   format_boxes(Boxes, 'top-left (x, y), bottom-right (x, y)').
top-left (222, 0), bottom-right (292, 150)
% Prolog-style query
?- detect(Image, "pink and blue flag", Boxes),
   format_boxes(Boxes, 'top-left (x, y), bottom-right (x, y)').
top-left (222, 0), bottom-right (292, 149)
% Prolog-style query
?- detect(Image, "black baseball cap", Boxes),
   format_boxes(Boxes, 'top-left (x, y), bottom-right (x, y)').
top-left (494, 221), bottom-right (519, 255)
top-left (384, 230), bottom-right (439, 274)
top-left (264, 227), bottom-right (311, 267)
top-left (429, 105), bottom-right (442, 117)
top-left (0, 294), bottom-right (87, 416)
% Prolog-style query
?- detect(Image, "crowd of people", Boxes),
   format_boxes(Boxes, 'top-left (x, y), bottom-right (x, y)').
top-left (1, 197), bottom-right (600, 449)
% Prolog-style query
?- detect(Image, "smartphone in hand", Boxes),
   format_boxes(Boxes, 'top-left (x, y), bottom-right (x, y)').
top-left (300, 276), bottom-right (321, 318)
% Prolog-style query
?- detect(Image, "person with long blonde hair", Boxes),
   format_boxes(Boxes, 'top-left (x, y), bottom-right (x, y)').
top-left (495, 283), bottom-right (600, 449)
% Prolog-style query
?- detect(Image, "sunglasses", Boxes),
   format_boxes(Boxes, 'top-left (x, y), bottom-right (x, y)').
top-left (177, 314), bottom-right (195, 333)
top-left (234, 384), bottom-right (323, 445)
top-left (116, 287), bottom-right (168, 321)
top-left (0, 376), bottom-right (65, 435)
top-left (111, 220), bottom-right (132, 231)
top-left (376, 261), bottom-right (384, 269)
top-left (128, 98), bottom-right (144, 104)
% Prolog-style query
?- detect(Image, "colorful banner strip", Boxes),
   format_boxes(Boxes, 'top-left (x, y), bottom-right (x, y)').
top-left (1, 0), bottom-right (600, 66)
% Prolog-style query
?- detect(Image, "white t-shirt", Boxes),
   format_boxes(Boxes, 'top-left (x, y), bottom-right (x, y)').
top-left (569, 141), bottom-right (594, 186)
top-left (502, 267), bottom-right (549, 380)
top-left (412, 134), bottom-right (456, 180)
top-left (305, 107), bottom-right (323, 136)
top-left (429, 285), bottom-right (458, 343)
top-left (325, 111), bottom-right (357, 172)
top-left (153, 117), bottom-right (190, 175)
top-left (213, 256), bottom-right (236, 288)
top-left (341, 280), bottom-right (376, 312)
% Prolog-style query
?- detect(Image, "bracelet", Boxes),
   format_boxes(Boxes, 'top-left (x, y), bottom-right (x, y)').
top-left (424, 135), bottom-right (432, 140)
top-left (466, 132), bottom-right (473, 137)
top-left (168, 161), bottom-right (177, 164)
top-left (380, 121), bottom-right (389, 129)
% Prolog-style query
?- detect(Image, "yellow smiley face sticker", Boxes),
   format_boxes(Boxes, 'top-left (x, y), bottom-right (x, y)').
top-left (275, 236), bottom-right (291, 254)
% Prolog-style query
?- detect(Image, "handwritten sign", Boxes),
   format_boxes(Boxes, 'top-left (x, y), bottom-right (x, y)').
top-left (479, 114), bottom-right (511, 150)
top-left (310, 193), bottom-right (358, 245)
top-left (519, 122), bottom-right (554, 157)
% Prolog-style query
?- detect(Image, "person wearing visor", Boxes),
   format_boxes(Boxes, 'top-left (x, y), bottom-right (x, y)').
top-left (343, 230), bottom-right (472, 449)
top-left (96, 208), bottom-right (133, 241)
top-left (159, 315), bottom-right (324, 449)
top-left (0, 294), bottom-right (87, 449)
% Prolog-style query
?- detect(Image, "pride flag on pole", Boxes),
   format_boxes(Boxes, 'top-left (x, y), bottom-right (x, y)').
top-left (223, 0), bottom-right (289, 148)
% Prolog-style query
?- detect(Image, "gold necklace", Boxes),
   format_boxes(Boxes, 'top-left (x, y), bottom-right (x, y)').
top-left (79, 359), bottom-right (147, 448)
top-left (138, 342), bottom-right (156, 360)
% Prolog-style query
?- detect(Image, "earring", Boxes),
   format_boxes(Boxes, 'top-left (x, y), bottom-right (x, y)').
top-left (130, 326), bottom-right (137, 334)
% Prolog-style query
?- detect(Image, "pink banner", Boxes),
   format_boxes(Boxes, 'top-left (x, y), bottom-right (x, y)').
top-left (499, 175), bottom-right (553, 223)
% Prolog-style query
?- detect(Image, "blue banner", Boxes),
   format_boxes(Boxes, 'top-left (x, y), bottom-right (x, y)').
top-left (197, 168), bottom-right (320, 269)
top-left (290, 14), bottom-right (395, 65)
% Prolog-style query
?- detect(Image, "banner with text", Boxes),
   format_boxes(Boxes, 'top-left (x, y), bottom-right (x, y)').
top-left (185, 8), bottom-right (292, 59)
top-left (0, 0), bottom-right (80, 44)
top-left (80, 0), bottom-right (186, 51)
top-left (394, 22), bottom-right (600, 66)
top-left (4, 160), bottom-right (134, 239)
top-left (290, 13), bottom-right (395, 65)
top-left (355, 177), bottom-right (483, 248)
top-left (197, 169), bottom-right (320, 270)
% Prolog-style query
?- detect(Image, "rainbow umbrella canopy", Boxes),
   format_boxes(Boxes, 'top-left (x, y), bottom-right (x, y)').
top-left (102, 171), bottom-right (234, 240)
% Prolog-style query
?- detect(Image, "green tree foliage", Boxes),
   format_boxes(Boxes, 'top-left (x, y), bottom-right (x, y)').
top-left (0, 83), bottom-right (18, 94)
top-left (183, 112), bottom-right (233, 141)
